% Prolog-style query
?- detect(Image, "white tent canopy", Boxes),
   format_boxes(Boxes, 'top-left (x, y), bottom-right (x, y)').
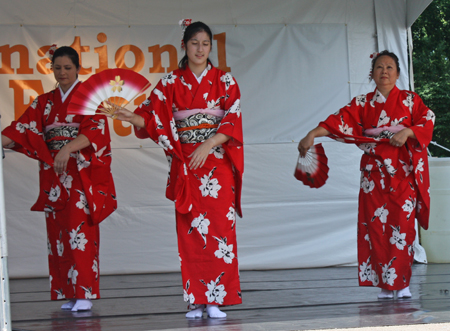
top-left (0, 0), bottom-right (432, 278)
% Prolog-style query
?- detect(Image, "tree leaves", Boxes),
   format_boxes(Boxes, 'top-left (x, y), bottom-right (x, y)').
top-left (412, 0), bottom-right (450, 157)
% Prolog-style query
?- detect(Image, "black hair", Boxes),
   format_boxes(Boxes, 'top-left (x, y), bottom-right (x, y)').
top-left (51, 46), bottom-right (80, 69)
top-left (370, 50), bottom-right (400, 81)
top-left (178, 21), bottom-right (213, 69)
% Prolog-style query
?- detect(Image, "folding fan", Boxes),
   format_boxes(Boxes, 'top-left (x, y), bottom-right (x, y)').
top-left (67, 68), bottom-right (151, 118)
top-left (294, 143), bottom-right (329, 188)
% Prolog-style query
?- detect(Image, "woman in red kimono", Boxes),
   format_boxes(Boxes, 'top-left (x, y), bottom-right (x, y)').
top-left (2, 46), bottom-right (116, 311)
top-left (113, 21), bottom-right (243, 318)
top-left (298, 50), bottom-right (434, 299)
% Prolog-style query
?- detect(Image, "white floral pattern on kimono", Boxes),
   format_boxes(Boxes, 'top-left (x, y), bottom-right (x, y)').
top-left (361, 176), bottom-right (375, 194)
top-left (69, 222), bottom-right (88, 251)
top-left (198, 167), bottom-right (221, 198)
top-left (210, 145), bottom-right (225, 159)
top-left (183, 280), bottom-right (195, 306)
top-left (220, 73), bottom-right (235, 90)
top-left (355, 95), bottom-right (366, 107)
top-left (426, 109), bottom-right (436, 123)
top-left (158, 135), bottom-right (173, 151)
top-left (75, 189), bottom-right (90, 214)
top-left (153, 113), bottom-right (164, 130)
top-left (403, 92), bottom-right (414, 113)
top-left (381, 258), bottom-right (397, 286)
top-left (81, 286), bottom-right (97, 299)
top-left (92, 259), bottom-right (99, 280)
top-left (340, 123), bottom-right (353, 135)
top-left (54, 288), bottom-right (65, 300)
top-left (226, 206), bottom-right (236, 229)
top-left (383, 158), bottom-right (397, 177)
top-left (188, 213), bottom-right (210, 248)
top-left (371, 203), bottom-right (389, 233)
top-left (161, 73), bottom-right (177, 86)
top-left (359, 257), bottom-right (372, 282)
top-left (202, 272), bottom-right (227, 304)
top-left (389, 225), bottom-right (407, 250)
top-left (415, 158), bottom-right (424, 182)
top-left (213, 236), bottom-right (235, 264)
top-left (402, 196), bottom-right (416, 220)
top-left (57, 231), bottom-right (64, 257)
top-left (47, 186), bottom-right (61, 202)
top-left (48, 237), bottom-right (53, 255)
top-left (76, 153), bottom-right (91, 171)
top-left (68, 265), bottom-right (78, 286)
top-left (377, 110), bottom-right (390, 127)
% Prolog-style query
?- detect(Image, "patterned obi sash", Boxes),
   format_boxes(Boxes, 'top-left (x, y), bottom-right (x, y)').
top-left (45, 122), bottom-right (79, 151)
top-left (173, 109), bottom-right (224, 143)
top-left (364, 125), bottom-right (405, 139)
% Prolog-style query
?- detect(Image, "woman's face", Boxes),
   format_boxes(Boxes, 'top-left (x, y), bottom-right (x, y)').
top-left (186, 31), bottom-right (211, 69)
top-left (372, 55), bottom-right (399, 91)
top-left (52, 55), bottom-right (79, 93)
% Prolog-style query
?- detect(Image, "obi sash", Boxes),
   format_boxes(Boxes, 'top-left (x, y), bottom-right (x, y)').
top-left (174, 109), bottom-right (224, 143)
top-left (45, 122), bottom-right (80, 151)
top-left (364, 125), bottom-right (405, 139)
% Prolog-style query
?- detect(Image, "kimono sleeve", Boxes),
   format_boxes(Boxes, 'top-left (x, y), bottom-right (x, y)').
top-left (2, 96), bottom-right (52, 164)
top-left (133, 80), bottom-right (192, 214)
top-left (3, 95), bottom-right (68, 211)
top-left (77, 114), bottom-right (116, 225)
top-left (217, 73), bottom-right (243, 147)
top-left (134, 82), bottom-right (175, 147)
top-left (408, 93), bottom-right (435, 151)
top-left (78, 114), bottom-right (111, 152)
top-left (217, 73), bottom-right (244, 217)
top-left (319, 96), bottom-right (365, 141)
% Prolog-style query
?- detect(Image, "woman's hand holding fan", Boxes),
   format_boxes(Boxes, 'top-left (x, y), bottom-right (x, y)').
top-left (67, 68), bottom-right (151, 118)
top-left (294, 143), bottom-right (329, 188)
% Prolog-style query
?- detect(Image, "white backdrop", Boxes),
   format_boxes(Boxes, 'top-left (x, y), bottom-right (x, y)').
top-left (0, 0), bottom-right (432, 277)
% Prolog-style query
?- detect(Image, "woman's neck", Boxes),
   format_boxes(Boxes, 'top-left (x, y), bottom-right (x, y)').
top-left (377, 86), bottom-right (394, 99)
top-left (188, 62), bottom-right (207, 78)
top-left (59, 80), bottom-right (78, 94)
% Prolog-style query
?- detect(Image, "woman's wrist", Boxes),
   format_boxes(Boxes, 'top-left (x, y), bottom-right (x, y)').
top-left (1, 135), bottom-right (14, 148)
top-left (204, 136), bottom-right (217, 149)
top-left (130, 113), bottom-right (145, 128)
top-left (60, 143), bottom-right (74, 155)
top-left (406, 128), bottom-right (416, 139)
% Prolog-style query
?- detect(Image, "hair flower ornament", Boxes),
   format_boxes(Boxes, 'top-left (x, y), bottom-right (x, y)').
top-left (179, 18), bottom-right (192, 49)
top-left (48, 44), bottom-right (58, 61)
top-left (368, 52), bottom-right (380, 80)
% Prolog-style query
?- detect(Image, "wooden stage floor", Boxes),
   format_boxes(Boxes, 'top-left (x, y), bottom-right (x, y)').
top-left (10, 263), bottom-right (450, 331)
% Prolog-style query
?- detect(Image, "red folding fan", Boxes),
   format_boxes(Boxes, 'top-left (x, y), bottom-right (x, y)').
top-left (67, 68), bottom-right (151, 118)
top-left (294, 143), bottom-right (329, 188)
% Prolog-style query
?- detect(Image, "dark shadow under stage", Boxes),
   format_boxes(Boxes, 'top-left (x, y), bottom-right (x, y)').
top-left (10, 263), bottom-right (450, 331)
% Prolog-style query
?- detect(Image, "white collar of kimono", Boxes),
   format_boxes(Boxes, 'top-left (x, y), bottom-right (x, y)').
top-left (59, 79), bottom-right (80, 103)
top-left (192, 68), bottom-right (208, 83)
top-left (374, 89), bottom-right (387, 103)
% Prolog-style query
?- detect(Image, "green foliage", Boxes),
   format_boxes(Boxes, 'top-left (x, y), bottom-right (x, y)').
top-left (412, 0), bottom-right (450, 157)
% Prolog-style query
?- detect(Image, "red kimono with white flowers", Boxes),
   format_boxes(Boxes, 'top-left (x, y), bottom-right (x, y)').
top-left (319, 86), bottom-right (434, 290)
top-left (2, 82), bottom-right (117, 300)
top-left (134, 64), bottom-right (243, 307)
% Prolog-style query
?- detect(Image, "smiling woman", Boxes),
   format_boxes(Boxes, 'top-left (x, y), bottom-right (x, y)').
top-left (298, 50), bottom-right (435, 301)
top-left (112, 21), bottom-right (244, 319)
